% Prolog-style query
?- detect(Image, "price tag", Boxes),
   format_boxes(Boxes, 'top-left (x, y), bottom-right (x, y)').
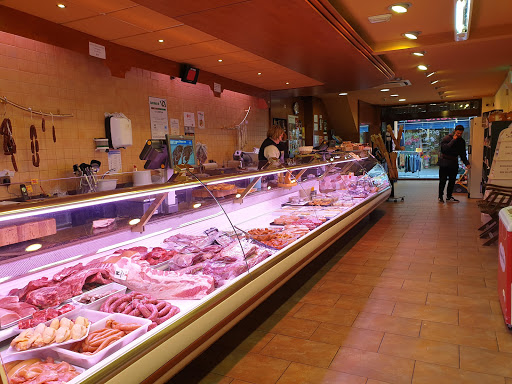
top-left (204, 227), bottom-right (219, 236)
top-left (31, 178), bottom-right (39, 185)
top-left (114, 266), bottom-right (128, 280)
top-left (216, 233), bottom-right (232, 247)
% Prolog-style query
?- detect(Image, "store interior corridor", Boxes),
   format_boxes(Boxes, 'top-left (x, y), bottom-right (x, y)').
top-left (168, 181), bottom-right (507, 384)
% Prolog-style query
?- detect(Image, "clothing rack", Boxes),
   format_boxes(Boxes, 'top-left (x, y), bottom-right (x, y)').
top-left (0, 96), bottom-right (73, 118)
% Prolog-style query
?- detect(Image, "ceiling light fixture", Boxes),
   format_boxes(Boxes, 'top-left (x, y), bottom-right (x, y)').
top-left (257, 72), bottom-right (262, 75)
top-left (426, 71), bottom-right (436, 77)
top-left (339, 92), bottom-right (348, 96)
top-left (455, 0), bottom-right (472, 41)
top-left (403, 31), bottom-right (420, 40)
top-left (389, 3), bottom-right (411, 13)
top-left (412, 51), bottom-right (425, 57)
top-left (218, 59), bottom-right (223, 62)
top-left (430, 80), bottom-right (439, 84)
top-left (57, 3), bottom-right (66, 8)
top-left (390, 94), bottom-right (399, 97)
top-left (417, 64), bottom-right (428, 71)
top-left (380, 88), bottom-right (390, 92)
top-left (285, 82), bottom-right (290, 85)
top-left (399, 98), bottom-right (406, 101)
top-left (158, 39), bottom-right (164, 43)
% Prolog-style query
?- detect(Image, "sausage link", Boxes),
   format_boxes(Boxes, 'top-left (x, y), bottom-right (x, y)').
top-left (146, 304), bottom-right (159, 321)
top-left (101, 294), bottom-right (124, 312)
top-left (137, 304), bottom-right (151, 318)
top-left (122, 303), bottom-right (134, 314)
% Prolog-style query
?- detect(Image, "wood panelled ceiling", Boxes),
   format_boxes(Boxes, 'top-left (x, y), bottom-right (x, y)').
top-left (0, 0), bottom-right (510, 105)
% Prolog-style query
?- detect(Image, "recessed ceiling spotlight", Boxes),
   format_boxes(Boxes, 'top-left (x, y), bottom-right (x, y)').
top-left (430, 80), bottom-right (439, 84)
top-left (339, 92), bottom-right (348, 96)
top-left (285, 82), bottom-right (290, 85)
top-left (417, 64), bottom-right (428, 71)
top-left (158, 39), bottom-right (164, 43)
top-left (218, 59), bottom-right (223, 62)
top-left (403, 31), bottom-right (420, 40)
top-left (257, 72), bottom-right (262, 75)
top-left (57, 3), bottom-right (66, 8)
top-left (381, 88), bottom-right (390, 92)
top-left (412, 51), bottom-right (425, 56)
top-left (390, 94), bottom-right (399, 97)
top-left (426, 71), bottom-right (436, 77)
top-left (399, 98), bottom-right (406, 101)
top-left (389, 3), bottom-right (411, 13)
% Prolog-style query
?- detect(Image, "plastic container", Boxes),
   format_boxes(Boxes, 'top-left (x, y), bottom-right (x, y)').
top-left (97, 179), bottom-right (117, 191)
top-left (1, 351), bottom-right (85, 378)
top-left (71, 283), bottom-right (127, 311)
top-left (54, 313), bottom-right (151, 368)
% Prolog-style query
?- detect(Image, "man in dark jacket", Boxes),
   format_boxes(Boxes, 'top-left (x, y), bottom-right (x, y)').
top-left (438, 125), bottom-right (471, 203)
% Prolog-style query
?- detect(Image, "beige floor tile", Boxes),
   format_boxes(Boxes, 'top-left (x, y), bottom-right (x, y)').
top-left (366, 380), bottom-right (393, 384)
top-left (459, 310), bottom-right (510, 332)
top-left (231, 380), bottom-right (253, 384)
top-left (363, 259), bottom-right (410, 270)
top-left (316, 271), bottom-right (358, 285)
top-left (330, 347), bottom-right (414, 384)
top-left (393, 302), bottom-right (458, 324)
top-left (294, 303), bottom-right (359, 326)
top-left (490, 300), bottom-right (503, 315)
top-left (276, 362), bottom-right (366, 384)
top-left (352, 312), bottom-right (421, 337)
top-left (336, 264), bottom-right (384, 276)
top-left (430, 272), bottom-right (486, 286)
top-left (299, 290), bottom-right (341, 307)
top-left (379, 333), bottom-right (459, 368)
top-left (351, 274), bottom-right (404, 289)
top-left (420, 321), bottom-right (498, 350)
top-left (433, 257), bottom-right (483, 268)
top-left (402, 279), bottom-right (458, 295)
top-left (409, 262), bottom-right (458, 275)
top-left (381, 269), bottom-right (431, 281)
top-left (309, 322), bottom-right (384, 352)
top-left (212, 352), bottom-right (290, 384)
top-left (264, 316), bottom-right (320, 339)
top-left (458, 283), bottom-right (498, 300)
top-left (337, 256), bottom-right (368, 266)
top-left (460, 345), bottom-right (512, 377)
top-left (496, 330), bottom-right (512, 353)
top-left (260, 334), bottom-right (339, 369)
top-left (218, 330), bottom-right (276, 354)
top-left (458, 266), bottom-right (496, 278)
top-left (412, 361), bottom-right (505, 384)
top-left (370, 286), bottom-right (427, 304)
top-left (334, 295), bottom-right (396, 315)
top-left (318, 280), bottom-right (374, 297)
top-left (426, 292), bottom-right (491, 312)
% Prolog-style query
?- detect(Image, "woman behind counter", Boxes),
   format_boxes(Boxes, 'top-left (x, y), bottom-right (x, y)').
top-left (258, 125), bottom-right (286, 169)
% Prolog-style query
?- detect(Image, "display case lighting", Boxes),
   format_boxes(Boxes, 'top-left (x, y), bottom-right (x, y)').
top-left (96, 227), bottom-right (173, 254)
top-left (193, 203), bottom-right (202, 209)
top-left (235, 193), bottom-right (242, 198)
top-left (455, 0), bottom-right (472, 41)
top-left (29, 254), bottom-right (83, 273)
top-left (25, 243), bottom-right (42, 252)
top-left (129, 218), bottom-right (141, 226)
top-left (0, 276), bottom-right (12, 283)
top-left (178, 212), bottom-right (223, 228)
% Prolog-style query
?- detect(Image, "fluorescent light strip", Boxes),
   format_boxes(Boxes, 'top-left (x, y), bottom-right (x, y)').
top-left (28, 254), bottom-right (83, 273)
top-left (178, 212), bottom-right (223, 228)
top-left (205, 170), bottom-right (286, 185)
top-left (96, 227), bottom-right (174, 254)
top-left (0, 184), bottom-right (199, 223)
top-left (0, 276), bottom-right (12, 283)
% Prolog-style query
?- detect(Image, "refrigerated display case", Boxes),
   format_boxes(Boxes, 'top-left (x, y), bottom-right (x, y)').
top-left (0, 151), bottom-right (390, 384)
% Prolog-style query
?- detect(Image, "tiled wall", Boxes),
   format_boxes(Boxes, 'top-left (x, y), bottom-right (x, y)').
top-left (0, 32), bottom-right (269, 200)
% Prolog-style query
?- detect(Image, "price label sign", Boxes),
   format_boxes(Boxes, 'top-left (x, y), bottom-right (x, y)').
top-left (114, 266), bottom-right (128, 280)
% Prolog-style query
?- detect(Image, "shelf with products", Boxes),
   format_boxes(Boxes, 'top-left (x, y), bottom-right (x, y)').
top-left (0, 151), bottom-right (390, 384)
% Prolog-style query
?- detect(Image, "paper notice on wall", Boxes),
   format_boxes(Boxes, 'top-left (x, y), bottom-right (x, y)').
top-left (184, 112), bottom-right (196, 127)
top-left (197, 111), bottom-right (205, 129)
top-left (108, 150), bottom-right (122, 173)
top-left (314, 123), bottom-right (318, 132)
top-left (149, 97), bottom-right (169, 139)
top-left (314, 115), bottom-right (318, 123)
top-left (214, 83), bottom-right (221, 93)
top-left (89, 42), bottom-right (106, 59)
top-left (170, 118), bottom-right (180, 135)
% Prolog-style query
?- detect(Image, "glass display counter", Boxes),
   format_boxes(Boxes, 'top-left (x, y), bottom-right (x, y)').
top-left (0, 151), bottom-right (390, 384)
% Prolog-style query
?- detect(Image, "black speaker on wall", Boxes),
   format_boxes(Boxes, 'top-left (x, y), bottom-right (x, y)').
top-left (180, 64), bottom-right (200, 84)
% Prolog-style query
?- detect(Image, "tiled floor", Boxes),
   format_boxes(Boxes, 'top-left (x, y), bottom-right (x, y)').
top-left (168, 181), bottom-right (509, 384)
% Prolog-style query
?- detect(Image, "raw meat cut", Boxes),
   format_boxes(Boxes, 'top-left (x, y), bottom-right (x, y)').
top-left (0, 308), bottom-right (20, 327)
top-left (103, 252), bottom-right (214, 299)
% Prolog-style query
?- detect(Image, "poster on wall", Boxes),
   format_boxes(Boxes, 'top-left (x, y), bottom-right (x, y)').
top-left (108, 150), bottom-right (122, 173)
top-left (184, 112), bottom-right (196, 127)
top-left (170, 118), bottom-right (180, 136)
top-left (148, 97), bottom-right (169, 139)
top-left (197, 111), bottom-right (205, 129)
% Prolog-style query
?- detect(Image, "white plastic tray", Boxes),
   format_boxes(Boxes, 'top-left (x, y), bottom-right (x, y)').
top-left (54, 312), bottom-right (151, 368)
top-left (71, 282), bottom-right (127, 311)
top-left (1, 350), bottom-right (85, 378)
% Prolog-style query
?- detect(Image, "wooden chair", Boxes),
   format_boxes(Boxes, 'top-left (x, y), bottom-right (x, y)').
top-left (477, 184), bottom-right (512, 245)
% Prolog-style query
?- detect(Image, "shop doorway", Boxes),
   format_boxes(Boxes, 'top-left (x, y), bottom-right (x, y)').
top-left (396, 118), bottom-right (472, 180)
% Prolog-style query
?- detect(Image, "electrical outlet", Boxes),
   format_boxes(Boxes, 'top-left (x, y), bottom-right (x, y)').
top-left (0, 176), bottom-right (10, 186)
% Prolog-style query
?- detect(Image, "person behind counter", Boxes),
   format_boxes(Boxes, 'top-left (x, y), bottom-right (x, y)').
top-left (258, 125), bottom-right (286, 169)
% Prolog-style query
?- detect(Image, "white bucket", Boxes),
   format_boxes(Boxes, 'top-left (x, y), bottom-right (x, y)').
top-left (133, 170), bottom-right (152, 186)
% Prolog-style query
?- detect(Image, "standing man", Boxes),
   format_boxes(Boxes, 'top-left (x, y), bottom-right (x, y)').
top-left (438, 125), bottom-right (471, 203)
